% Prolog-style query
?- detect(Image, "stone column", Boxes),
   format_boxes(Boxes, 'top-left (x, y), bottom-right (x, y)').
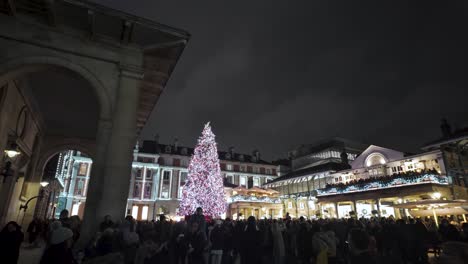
top-left (77, 119), bottom-right (112, 248)
top-left (96, 67), bottom-right (142, 222)
top-left (375, 199), bottom-right (381, 217)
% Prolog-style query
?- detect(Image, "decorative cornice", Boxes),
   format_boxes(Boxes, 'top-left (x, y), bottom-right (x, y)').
top-left (120, 65), bottom-right (144, 80)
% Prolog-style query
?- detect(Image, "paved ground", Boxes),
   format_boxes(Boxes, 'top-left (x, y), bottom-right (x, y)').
top-left (18, 240), bottom-right (45, 264)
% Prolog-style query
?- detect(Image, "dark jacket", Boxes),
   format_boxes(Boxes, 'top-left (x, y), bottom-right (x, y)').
top-left (210, 226), bottom-right (225, 250)
top-left (40, 242), bottom-right (76, 264)
top-left (240, 227), bottom-right (262, 264)
top-left (0, 225), bottom-right (24, 264)
top-left (186, 230), bottom-right (207, 264)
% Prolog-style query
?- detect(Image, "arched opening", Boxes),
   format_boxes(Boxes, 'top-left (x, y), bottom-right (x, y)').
top-left (34, 149), bottom-right (94, 221)
top-left (0, 61), bottom-right (105, 227)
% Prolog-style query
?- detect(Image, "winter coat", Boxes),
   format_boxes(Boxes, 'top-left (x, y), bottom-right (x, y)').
top-left (40, 242), bottom-right (76, 264)
top-left (240, 227), bottom-right (262, 264)
top-left (0, 227), bottom-right (24, 264)
top-left (210, 226), bottom-right (225, 250)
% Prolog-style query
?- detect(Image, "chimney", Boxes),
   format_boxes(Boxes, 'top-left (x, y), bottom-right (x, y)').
top-left (174, 137), bottom-right (179, 151)
top-left (134, 140), bottom-right (140, 153)
top-left (440, 118), bottom-right (452, 138)
top-left (253, 149), bottom-right (260, 161)
top-left (154, 134), bottom-right (161, 154)
top-left (340, 149), bottom-right (349, 165)
top-left (229, 146), bottom-right (235, 157)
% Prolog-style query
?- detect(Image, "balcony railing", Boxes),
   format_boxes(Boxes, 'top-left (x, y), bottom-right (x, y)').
top-left (317, 173), bottom-right (448, 197)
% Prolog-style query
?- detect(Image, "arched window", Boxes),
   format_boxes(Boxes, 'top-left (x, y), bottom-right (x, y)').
top-left (365, 153), bottom-right (387, 167)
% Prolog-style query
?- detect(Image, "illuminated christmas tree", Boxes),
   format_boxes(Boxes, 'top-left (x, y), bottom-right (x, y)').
top-left (178, 122), bottom-right (226, 217)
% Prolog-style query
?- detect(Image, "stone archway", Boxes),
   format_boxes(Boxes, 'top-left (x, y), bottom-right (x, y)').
top-left (0, 56), bottom-right (113, 121)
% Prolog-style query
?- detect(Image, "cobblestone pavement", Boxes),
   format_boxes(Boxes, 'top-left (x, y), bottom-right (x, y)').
top-left (18, 240), bottom-right (45, 264)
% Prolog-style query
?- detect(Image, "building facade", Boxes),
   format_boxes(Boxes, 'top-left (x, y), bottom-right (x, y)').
top-left (265, 133), bottom-right (468, 220)
top-left (55, 140), bottom-right (279, 220)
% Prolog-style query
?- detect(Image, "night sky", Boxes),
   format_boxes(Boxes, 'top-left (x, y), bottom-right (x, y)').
top-left (94, 0), bottom-right (468, 160)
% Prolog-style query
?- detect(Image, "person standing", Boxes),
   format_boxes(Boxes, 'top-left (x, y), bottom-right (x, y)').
top-left (40, 226), bottom-right (75, 264)
top-left (271, 222), bottom-right (286, 264)
top-left (189, 207), bottom-right (207, 238)
top-left (27, 217), bottom-right (42, 246)
top-left (186, 221), bottom-right (208, 264)
top-left (0, 221), bottom-right (24, 264)
top-left (210, 220), bottom-right (224, 264)
top-left (240, 216), bottom-right (262, 264)
top-left (100, 215), bottom-right (114, 232)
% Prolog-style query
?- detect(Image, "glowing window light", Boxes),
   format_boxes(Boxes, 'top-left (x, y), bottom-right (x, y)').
top-left (71, 203), bottom-right (80, 216)
top-left (132, 205), bottom-right (139, 219)
top-left (141, 206), bottom-right (149, 220)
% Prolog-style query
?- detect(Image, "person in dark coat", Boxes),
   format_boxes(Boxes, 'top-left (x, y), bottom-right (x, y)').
top-left (240, 216), bottom-right (262, 264)
top-left (347, 228), bottom-right (377, 264)
top-left (210, 220), bottom-right (225, 264)
top-left (99, 215), bottom-right (114, 232)
top-left (40, 226), bottom-right (76, 264)
top-left (186, 221), bottom-right (208, 264)
top-left (0, 221), bottom-right (24, 264)
top-left (189, 207), bottom-right (207, 238)
top-left (27, 217), bottom-right (42, 245)
top-left (59, 209), bottom-right (71, 228)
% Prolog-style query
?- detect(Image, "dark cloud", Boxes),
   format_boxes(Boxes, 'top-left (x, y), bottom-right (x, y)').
top-left (94, 0), bottom-right (468, 160)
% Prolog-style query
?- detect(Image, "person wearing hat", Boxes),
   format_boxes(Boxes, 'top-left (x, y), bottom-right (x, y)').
top-left (40, 226), bottom-right (76, 264)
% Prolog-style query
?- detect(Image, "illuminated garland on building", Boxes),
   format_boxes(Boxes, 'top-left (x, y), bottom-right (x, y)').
top-left (317, 174), bottom-right (448, 196)
top-left (178, 122), bottom-right (226, 217)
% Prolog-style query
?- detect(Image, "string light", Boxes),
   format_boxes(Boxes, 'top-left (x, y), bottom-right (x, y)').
top-left (178, 122), bottom-right (226, 217)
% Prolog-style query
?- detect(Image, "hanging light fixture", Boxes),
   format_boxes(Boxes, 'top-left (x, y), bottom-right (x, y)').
top-left (4, 142), bottom-right (21, 158)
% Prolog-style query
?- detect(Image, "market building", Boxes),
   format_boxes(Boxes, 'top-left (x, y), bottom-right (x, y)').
top-left (263, 138), bottom-right (368, 218)
top-left (264, 125), bottom-right (468, 220)
top-left (52, 139), bottom-right (279, 220)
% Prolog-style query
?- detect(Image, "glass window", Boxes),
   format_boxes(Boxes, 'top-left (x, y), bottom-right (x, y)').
top-left (146, 169), bottom-right (153, 180)
top-left (288, 202), bottom-right (293, 209)
top-left (136, 169), bottom-right (143, 179)
top-left (179, 172), bottom-right (187, 198)
top-left (144, 183), bottom-right (152, 199)
top-left (253, 178), bottom-right (260, 187)
top-left (71, 203), bottom-right (80, 216)
top-left (226, 175), bottom-right (233, 184)
top-left (78, 163), bottom-right (88, 176)
top-left (133, 183), bottom-right (141, 198)
top-left (227, 164), bottom-right (233, 171)
top-left (299, 202), bottom-right (305, 209)
top-left (161, 171), bottom-right (171, 198)
top-left (240, 176), bottom-right (246, 186)
top-left (266, 169), bottom-right (271, 175)
top-left (132, 205), bottom-right (138, 219)
top-left (141, 206), bottom-right (149, 220)
top-left (77, 180), bottom-right (84, 195)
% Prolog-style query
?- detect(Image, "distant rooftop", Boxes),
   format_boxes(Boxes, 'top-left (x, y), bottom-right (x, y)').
top-left (265, 162), bottom-right (350, 185)
top-left (290, 137), bottom-right (368, 159)
top-left (138, 140), bottom-right (273, 165)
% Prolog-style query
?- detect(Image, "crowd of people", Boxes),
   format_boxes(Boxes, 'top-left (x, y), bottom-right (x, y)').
top-left (324, 169), bottom-right (441, 190)
top-left (1, 207), bottom-right (468, 264)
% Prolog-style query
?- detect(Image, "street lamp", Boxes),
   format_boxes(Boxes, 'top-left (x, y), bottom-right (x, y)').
top-left (432, 192), bottom-right (441, 200)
